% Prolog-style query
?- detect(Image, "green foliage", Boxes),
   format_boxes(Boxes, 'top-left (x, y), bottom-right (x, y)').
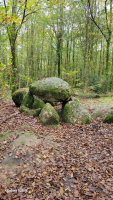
top-left (18, 74), bottom-right (33, 88)
top-left (62, 67), bottom-right (78, 77)
top-left (0, 62), bottom-right (10, 98)
top-left (103, 112), bottom-right (113, 123)
top-left (87, 74), bottom-right (110, 94)
top-left (0, 0), bottom-right (113, 95)
top-left (76, 82), bottom-right (84, 89)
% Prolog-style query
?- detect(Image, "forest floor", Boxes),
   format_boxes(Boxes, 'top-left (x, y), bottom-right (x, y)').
top-left (0, 96), bottom-right (113, 200)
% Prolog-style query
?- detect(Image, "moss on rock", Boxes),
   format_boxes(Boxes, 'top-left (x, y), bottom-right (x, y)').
top-left (19, 105), bottom-right (29, 113)
top-left (69, 97), bottom-right (80, 103)
top-left (29, 77), bottom-right (72, 103)
top-left (91, 109), bottom-right (104, 119)
top-left (32, 95), bottom-right (45, 109)
top-left (22, 92), bottom-right (34, 109)
top-left (103, 111), bottom-right (113, 123)
top-left (33, 108), bottom-right (41, 116)
top-left (19, 105), bottom-right (35, 116)
top-left (39, 103), bottom-right (59, 125)
top-left (12, 88), bottom-right (29, 107)
top-left (62, 101), bottom-right (91, 125)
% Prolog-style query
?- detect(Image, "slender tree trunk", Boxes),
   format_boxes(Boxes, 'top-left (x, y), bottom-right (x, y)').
top-left (57, 36), bottom-right (61, 78)
top-left (56, 5), bottom-right (63, 78)
top-left (9, 36), bottom-right (17, 93)
top-left (3, 0), bottom-right (28, 93)
top-left (86, 0), bottom-right (113, 92)
top-left (106, 31), bottom-right (112, 78)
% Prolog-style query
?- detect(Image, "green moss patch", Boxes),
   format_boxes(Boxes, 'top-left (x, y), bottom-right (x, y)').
top-left (33, 108), bottom-right (41, 116)
top-left (0, 131), bottom-right (13, 141)
top-left (103, 112), bottom-right (113, 123)
top-left (19, 105), bottom-right (35, 116)
top-left (22, 92), bottom-right (34, 109)
top-left (32, 95), bottom-right (45, 109)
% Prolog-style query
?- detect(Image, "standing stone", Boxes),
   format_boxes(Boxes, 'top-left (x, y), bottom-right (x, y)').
top-left (39, 103), bottom-right (59, 125)
top-left (62, 99), bottom-right (92, 125)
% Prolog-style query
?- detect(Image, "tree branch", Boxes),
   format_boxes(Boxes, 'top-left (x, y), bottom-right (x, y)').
top-left (0, 112), bottom-right (19, 125)
top-left (20, 0), bottom-right (27, 28)
top-left (16, 0), bottom-right (27, 34)
top-left (25, 9), bottom-right (39, 18)
top-left (87, 0), bottom-right (107, 42)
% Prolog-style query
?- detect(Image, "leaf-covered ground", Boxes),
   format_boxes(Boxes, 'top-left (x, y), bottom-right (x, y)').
top-left (0, 99), bottom-right (113, 200)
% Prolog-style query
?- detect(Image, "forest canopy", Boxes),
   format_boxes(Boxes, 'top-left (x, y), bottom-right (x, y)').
top-left (0, 0), bottom-right (113, 94)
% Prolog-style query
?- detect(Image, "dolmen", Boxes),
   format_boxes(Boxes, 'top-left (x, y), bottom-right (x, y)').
top-left (12, 77), bottom-right (92, 125)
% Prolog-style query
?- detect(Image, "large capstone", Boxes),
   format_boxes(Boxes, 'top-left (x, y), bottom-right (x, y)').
top-left (39, 103), bottom-right (59, 125)
top-left (29, 77), bottom-right (72, 103)
top-left (12, 88), bottom-right (29, 107)
top-left (62, 99), bottom-right (92, 125)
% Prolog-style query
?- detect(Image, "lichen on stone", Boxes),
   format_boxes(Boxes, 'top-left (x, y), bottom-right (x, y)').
top-left (29, 77), bottom-right (72, 103)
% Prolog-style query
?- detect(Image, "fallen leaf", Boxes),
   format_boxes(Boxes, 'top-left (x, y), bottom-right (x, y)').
top-left (74, 190), bottom-right (79, 197)
top-left (60, 187), bottom-right (64, 195)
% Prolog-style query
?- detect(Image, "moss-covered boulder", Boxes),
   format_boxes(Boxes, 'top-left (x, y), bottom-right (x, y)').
top-left (12, 88), bottom-right (29, 107)
top-left (103, 111), bottom-right (113, 123)
top-left (33, 108), bottom-right (41, 116)
top-left (19, 105), bottom-right (28, 113)
top-left (29, 77), bottom-right (72, 103)
top-left (19, 105), bottom-right (35, 116)
top-left (91, 109), bottom-right (104, 119)
top-left (22, 92), bottom-right (34, 109)
top-left (62, 99), bottom-right (92, 125)
top-left (32, 95), bottom-right (45, 109)
top-left (39, 103), bottom-right (59, 125)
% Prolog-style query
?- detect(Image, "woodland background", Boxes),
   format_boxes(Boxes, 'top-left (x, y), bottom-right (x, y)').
top-left (0, 0), bottom-right (113, 95)
top-left (0, 1), bottom-right (113, 199)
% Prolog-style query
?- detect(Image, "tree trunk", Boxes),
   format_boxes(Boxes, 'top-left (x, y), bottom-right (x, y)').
top-left (106, 31), bottom-right (111, 78)
top-left (9, 36), bottom-right (17, 93)
top-left (57, 36), bottom-right (61, 78)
